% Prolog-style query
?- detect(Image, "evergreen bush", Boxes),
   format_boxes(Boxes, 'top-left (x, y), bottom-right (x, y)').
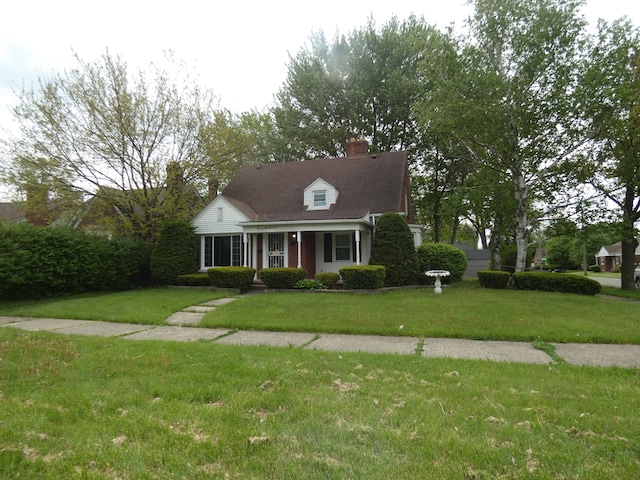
top-left (477, 270), bottom-right (511, 289)
top-left (150, 219), bottom-right (198, 285)
top-left (339, 265), bottom-right (386, 289)
top-left (315, 272), bottom-right (340, 289)
top-left (369, 212), bottom-right (420, 286)
top-left (512, 272), bottom-right (601, 296)
top-left (416, 243), bottom-right (467, 284)
top-left (588, 264), bottom-right (601, 272)
top-left (208, 267), bottom-right (256, 292)
top-left (259, 268), bottom-right (307, 289)
top-left (175, 273), bottom-right (211, 286)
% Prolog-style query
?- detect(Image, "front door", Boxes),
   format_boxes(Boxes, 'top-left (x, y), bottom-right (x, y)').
top-left (267, 233), bottom-right (285, 268)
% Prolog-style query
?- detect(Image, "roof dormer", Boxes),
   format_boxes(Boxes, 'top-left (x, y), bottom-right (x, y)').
top-left (304, 178), bottom-right (338, 211)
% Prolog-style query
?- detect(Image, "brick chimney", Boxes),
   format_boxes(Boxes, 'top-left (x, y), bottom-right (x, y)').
top-left (345, 137), bottom-right (369, 156)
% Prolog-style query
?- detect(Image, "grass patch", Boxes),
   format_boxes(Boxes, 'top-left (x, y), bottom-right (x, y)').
top-left (600, 286), bottom-right (640, 302)
top-left (0, 328), bottom-right (638, 479)
top-left (0, 288), bottom-right (229, 325)
top-left (201, 287), bottom-right (640, 344)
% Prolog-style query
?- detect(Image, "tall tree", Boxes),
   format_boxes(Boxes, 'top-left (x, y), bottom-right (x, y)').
top-left (2, 50), bottom-right (219, 242)
top-left (417, 0), bottom-right (588, 272)
top-left (273, 16), bottom-right (434, 161)
top-left (576, 18), bottom-right (640, 289)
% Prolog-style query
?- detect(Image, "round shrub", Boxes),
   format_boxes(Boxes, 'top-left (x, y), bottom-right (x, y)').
top-left (208, 267), bottom-right (256, 292)
top-left (477, 270), bottom-right (511, 289)
top-left (150, 219), bottom-right (198, 284)
top-left (588, 264), bottom-right (601, 273)
top-left (339, 265), bottom-right (386, 290)
top-left (259, 268), bottom-right (307, 289)
top-left (416, 243), bottom-right (467, 284)
top-left (369, 212), bottom-right (420, 286)
top-left (512, 272), bottom-right (601, 296)
top-left (315, 272), bottom-right (340, 289)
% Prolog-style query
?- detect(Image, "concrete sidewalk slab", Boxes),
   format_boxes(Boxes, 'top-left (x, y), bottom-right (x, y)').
top-left (126, 326), bottom-right (230, 342)
top-left (307, 334), bottom-right (419, 355)
top-left (552, 343), bottom-right (640, 368)
top-left (166, 312), bottom-right (205, 326)
top-left (54, 321), bottom-right (152, 337)
top-left (183, 306), bottom-right (216, 313)
top-left (216, 330), bottom-right (315, 347)
top-left (1, 318), bottom-right (93, 331)
top-left (202, 298), bottom-right (238, 307)
top-left (422, 338), bottom-right (552, 364)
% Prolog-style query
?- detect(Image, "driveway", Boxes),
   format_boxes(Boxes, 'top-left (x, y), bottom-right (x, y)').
top-left (592, 276), bottom-right (621, 288)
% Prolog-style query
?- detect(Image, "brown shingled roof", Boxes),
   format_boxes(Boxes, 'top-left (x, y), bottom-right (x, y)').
top-left (220, 152), bottom-right (410, 222)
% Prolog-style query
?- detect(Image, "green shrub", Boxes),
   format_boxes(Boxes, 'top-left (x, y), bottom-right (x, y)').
top-left (369, 212), bottom-right (420, 286)
top-left (175, 273), bottom-right (211, 286)
top-left (477, 270), bottom-right (511, 289)
top-left (259, 268), bottom-right (307, 289)
top-left (416, 243), bottom-right (467, 284)
top-left (513, 272), bottom-right (601, 296)
top-left (588, 264), bottom-right (601, 272)
top-left (150, 219), bottom-right (198, 285)
top-left (208, 267), bottom-right (256, 292)
top-left (294, 279), bottom-right (328, 290)
top-left (339, 265), bottom-right (386, 290)
top-left (0, 222), bottom-right (147, 299)
top-left (315, 272), bottom-right (340, 289)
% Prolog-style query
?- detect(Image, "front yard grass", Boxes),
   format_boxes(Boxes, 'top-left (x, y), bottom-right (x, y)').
top-left (200, 286), bottom-right (640, 345)
top-left (0, 328), bottom-right (638, 479)
top-left (0, 288), bottom-right (229, 325)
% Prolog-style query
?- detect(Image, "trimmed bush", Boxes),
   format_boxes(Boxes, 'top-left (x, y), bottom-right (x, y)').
top-left (339, 265), bottom-right (386, 290)
top-left (513, 272), bottom-right (601, 296)
top-left (477, 270), bottom-right (511, 289)
top-left (259, 268), bottom-right (306, 289)
top-left (175, 273), bottom-right (211, 286)
top-left (369, 212), bottom-right (420, 286)
top-left (208, 267), bottom-right (256, 292)
top-left (315, 272), bottom-right (340, 289)
top-left (588, 264), bottom-right (601, 273)
top-left (150, 219), bottom-right (198, 285)
top-left (0, 222), bottom-right (147, 300)
top-left (416, 243), bottom-right (467, 284)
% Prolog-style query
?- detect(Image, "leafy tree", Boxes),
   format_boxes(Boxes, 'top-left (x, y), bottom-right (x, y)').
top-left (150, 219), bottom-right (199, 284)
top-left (273, 16), bottom-right (433, 161)
top-left (575, 18), bottom-right (640, 289)
top-left (2, 50), bottom-right (219, 243)
top-left (417, 0), bottom-right (588, 272)
top-left (369, 212), bottom-right (420, 286)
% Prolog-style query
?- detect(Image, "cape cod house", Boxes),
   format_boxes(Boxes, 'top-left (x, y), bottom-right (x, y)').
top-left (595, 240), bottom-right (640, 272)
top-left (192, 139), bottom-right (422, 278)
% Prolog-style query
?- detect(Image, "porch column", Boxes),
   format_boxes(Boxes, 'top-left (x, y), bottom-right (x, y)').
top-left (355, 230), bottom-right (361, 265)
top-left (297, 230), bottom-right (302, 268)
top-left (243, 233), bottom-right (249, 267)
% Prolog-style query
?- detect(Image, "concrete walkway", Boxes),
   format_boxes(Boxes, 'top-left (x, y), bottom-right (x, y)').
top-left (1, 294), bottom-right (639, 368)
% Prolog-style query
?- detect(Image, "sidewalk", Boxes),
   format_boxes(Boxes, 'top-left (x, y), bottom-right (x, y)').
top-left (1, 314), bottom-right (639, 369)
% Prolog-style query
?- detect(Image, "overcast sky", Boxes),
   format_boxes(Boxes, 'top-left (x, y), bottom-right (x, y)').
top-left (0, 0), bottom-right (638, 199)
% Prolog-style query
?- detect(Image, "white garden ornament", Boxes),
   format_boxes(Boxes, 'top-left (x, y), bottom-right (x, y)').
top-left (425, 270), bottom-right (451, 294)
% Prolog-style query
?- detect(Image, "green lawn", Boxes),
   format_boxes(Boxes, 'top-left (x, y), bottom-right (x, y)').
top-left (0, 288), bottom-right (229, 325)
top-left (0, 328), bottom-right (638, 479)
top-left (200, 286), bottom-right (640, 344)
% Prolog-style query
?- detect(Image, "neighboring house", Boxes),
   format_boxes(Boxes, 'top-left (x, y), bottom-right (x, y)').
top-left (192, 139), bottom-right (422, 278)
top-left (463, 249), bottom-right (491, 278)
top-left (595, 240), bottom-right (640, 272)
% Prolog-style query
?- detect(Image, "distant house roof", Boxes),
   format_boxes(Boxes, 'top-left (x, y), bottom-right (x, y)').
top-left (0, 202), bottom-right (25, 223)
top-left (219, 151), bottom-right (412, 223)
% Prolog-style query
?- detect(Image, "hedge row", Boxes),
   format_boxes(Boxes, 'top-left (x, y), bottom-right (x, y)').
top-left (208, 267), bottom-right (256, 292)
top-left (259, 268), bottom-right (307, 289)
top-left (339, 265), bottom-right (386, 290)
top-left (0, 222), bottom-right (149, 300)
top-left (478, 270), bottom-right (601, 296)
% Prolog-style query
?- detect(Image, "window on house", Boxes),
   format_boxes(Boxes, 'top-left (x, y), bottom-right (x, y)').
top-left (217, 207), bottom-right (223, 222)
top-left (335, 233), bottom-right (351, 261)
top-left (313, 190), bottom-right (327, 207)
top-left (203, 235), bottom-right (243, 268)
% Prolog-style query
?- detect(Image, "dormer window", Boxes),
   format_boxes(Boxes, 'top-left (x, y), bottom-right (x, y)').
top-left (313, 190), bottom-right (327, 208)
top-left (305, 178), bottom-right (338, 211)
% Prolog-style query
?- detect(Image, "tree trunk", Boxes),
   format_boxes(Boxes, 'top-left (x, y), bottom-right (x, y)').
top-left (621, 185), bottom-right (639, 290)
top-left (489, 215), bottom-right (503, 270)
top-left (513, 171), bottom-right (530, 273)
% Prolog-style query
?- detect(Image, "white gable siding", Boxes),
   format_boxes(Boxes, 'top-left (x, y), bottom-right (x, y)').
top-left (304, 178), bottom-right (338, 211)
top-left (192, 197), bottom-right (249, 235)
